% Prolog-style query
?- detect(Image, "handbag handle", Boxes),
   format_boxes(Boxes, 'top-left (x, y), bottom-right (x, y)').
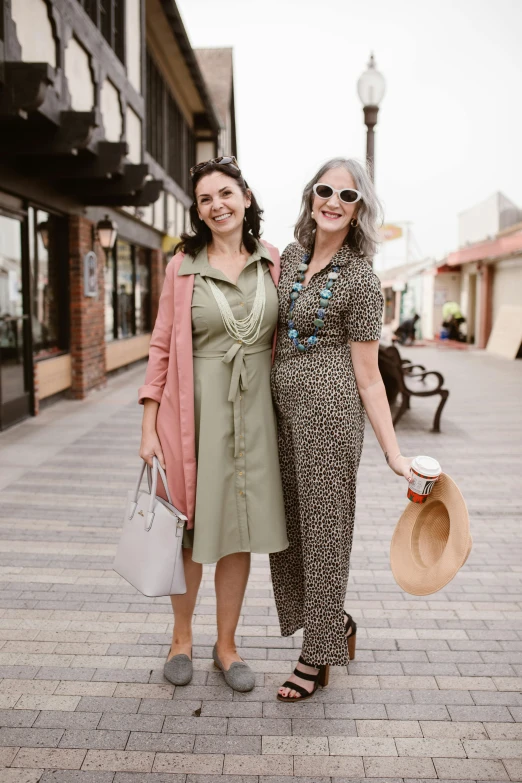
top-left (129, 458), bottom-right (184, 530)
top-left (146, 458), bottom-right (173, 506)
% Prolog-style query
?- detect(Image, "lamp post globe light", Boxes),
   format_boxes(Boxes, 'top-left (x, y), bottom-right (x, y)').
top-left (96, 214), bottom-right (118, 253)
top-left (357, 53), bottom-right (386, 181)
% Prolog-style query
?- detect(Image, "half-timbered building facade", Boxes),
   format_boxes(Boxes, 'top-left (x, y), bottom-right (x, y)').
top-left (0, 0), bottom-right (234, 429)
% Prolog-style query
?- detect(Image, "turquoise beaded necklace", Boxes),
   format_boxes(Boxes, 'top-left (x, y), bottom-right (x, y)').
top-left (287, 252), bottom-right (340, 352)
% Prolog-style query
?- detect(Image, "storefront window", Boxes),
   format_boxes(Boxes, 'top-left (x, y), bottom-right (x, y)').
top-left (28, 208), bottom-right (69, 360)
top-left (135, 247), bottom-right (151, 335)
top-left (105, 240), bottom-right (151, 341)
top-left (105, 248), bottom-right (115, 342)
top-left (116, 240), bottom-right (134, 338)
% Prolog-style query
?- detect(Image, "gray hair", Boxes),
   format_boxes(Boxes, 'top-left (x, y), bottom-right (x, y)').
top-left (294, 157), bottom-right (383, 258)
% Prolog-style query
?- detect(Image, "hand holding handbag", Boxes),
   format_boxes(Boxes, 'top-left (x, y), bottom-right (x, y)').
top-left (113, 457), bottom-right (187, 597)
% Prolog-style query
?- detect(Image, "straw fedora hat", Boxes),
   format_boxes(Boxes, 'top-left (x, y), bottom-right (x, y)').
top-left (390, 473), bottom-right (472, 596)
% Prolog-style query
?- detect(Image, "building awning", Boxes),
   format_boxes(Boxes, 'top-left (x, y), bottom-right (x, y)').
top-left (447, 232), bottom-right (522, 266)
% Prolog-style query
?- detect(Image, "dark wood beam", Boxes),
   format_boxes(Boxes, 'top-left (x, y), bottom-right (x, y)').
top-left (63, 164), bottom-right (149, 200)
top-left (17, 141), bottom-right (129, 179)
top-left (2, 62), bottom-right (55, 116)
top-left (78, 178), bottom-right (163, 207)
top-left (0, 110), bottom-right (100, 155)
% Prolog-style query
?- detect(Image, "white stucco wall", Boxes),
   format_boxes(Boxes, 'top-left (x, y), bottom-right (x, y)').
top-left (64, 38), bottom-right (94, 111)
top-left (12, 0), bottom-right (56, 68)
top-left (176, 201), bottom-right (185, 237)
top-left (125, 106), bottom-right (142, 163)
top-left (100, 79), bottom-right (122, 142)
top-left (153, 191), bottom-right (165, 232)
top-left (126, 0), bottom-right (142, 93)
top-left (140, 204), bottom-right (153, 226)
top-left (196, 140), bottom-right (215, 165)
top-left (421, 271), bottom-right (435, 339)
top-left (166, 193), bottom-right (176, 236)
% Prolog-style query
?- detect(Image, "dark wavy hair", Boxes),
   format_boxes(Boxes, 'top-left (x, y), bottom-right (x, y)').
top-left (174, 162), bottom-right (263, 257)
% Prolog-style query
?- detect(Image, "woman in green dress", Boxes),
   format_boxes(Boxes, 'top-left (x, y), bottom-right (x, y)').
top-left (139, 157), bottom-right (288, 692)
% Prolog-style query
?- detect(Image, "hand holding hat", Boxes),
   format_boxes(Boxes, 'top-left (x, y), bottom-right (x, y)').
top-left (390, 465), bottom-right (472, 596)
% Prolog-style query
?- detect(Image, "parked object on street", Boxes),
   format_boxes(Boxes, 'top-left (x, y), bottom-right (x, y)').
top-left (393, 313), bottom-right (420, 345)
top-left (441, 301), bottom-right (466, 342)
top-left (378, 344), bottom-right (449, 432)
top-left (391, 473), bottom-right (472, 595)
top-left (114, 458), bottom-right (187, 597)
top-left (407, 455), bottom-right (442, 503)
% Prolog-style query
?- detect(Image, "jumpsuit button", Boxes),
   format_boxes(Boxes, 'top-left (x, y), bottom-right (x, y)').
top-left (239, 452), bottom-right (244, 457)
top-left (238, 490), bottom-right (244, 496)
top-left (238, 471), bottom-right (243, 476)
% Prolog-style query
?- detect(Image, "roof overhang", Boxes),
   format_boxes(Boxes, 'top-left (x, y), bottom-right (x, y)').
top-left (447, 233), bottom-right (522, 266)
top-left (159, 0), bottom-right (221, 136)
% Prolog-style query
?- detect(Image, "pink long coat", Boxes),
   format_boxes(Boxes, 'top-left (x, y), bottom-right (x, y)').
top-left (138, 242), bottom-right (281, 529)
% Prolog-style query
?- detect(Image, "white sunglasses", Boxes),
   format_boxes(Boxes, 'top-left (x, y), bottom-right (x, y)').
top-left (313, 183), bottom-right (362, 204)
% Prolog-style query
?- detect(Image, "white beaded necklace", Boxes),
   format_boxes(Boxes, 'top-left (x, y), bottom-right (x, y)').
top-left (206, 260), bottom-right (266, 345)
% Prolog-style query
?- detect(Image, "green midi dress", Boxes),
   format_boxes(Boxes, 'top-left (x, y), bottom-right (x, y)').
top-left (178, 242), bottom-right (289, 564)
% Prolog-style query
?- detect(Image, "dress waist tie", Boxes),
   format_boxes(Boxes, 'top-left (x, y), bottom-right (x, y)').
top-left (193, 342), bottom-right (272, 457)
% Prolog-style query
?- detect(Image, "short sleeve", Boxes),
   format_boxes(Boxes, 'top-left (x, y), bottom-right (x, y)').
top-left (346, 261), bottom-right (384, 342)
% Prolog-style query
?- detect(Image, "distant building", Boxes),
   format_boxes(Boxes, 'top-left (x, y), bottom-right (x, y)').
top-left (447, 221), bottom-right (522, 349)
top-left (195, 48), bottom-right (237, 160)
top-left (379, 193), bottom-right (522, 349)
top-left (458, 192), bottom-right (522, 248)
top-left (0, 0), bottom-right (236, 430)
top-left (377, 259), bottom-right (460, 342)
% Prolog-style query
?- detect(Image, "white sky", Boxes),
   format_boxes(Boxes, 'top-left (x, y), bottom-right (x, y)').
top-left (177, 0), bottom-right (522, 270)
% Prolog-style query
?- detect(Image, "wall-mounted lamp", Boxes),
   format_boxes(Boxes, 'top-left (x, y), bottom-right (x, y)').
top-left (96, 214), bottom-right (118, 252)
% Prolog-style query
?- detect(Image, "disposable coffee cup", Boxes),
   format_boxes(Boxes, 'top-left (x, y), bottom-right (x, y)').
top-left (407, 456), bottom-right (442, 504)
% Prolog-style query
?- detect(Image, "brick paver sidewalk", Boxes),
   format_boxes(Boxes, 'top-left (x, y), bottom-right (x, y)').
top-left (0, 347), bottom-right (521, 783)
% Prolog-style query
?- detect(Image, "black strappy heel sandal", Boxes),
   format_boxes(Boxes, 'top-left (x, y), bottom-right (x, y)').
top-left (343, 610), bottom-right (357, 661)
top-left (277, 655), bottom-right (330, 702)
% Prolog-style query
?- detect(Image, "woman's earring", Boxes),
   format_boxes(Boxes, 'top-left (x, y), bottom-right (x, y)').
top-left (311, 211), bottom-right (315, 220)
top-left (350, 217), bottom-right (358, 227)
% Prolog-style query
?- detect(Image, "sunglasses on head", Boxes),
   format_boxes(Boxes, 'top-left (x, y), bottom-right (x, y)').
top-left (190, 156), bottom-right (240, 178)
top-left (313, 183), bottom-right (362, 204)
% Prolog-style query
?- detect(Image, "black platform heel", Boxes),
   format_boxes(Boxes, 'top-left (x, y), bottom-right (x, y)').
top-left (343, 610), bottom-right (357, 661)
top-left (277, 655), bottom-right (330, 702)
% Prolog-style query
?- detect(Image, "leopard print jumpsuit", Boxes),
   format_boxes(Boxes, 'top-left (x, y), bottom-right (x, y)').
top-left (270, 242), bottom-right (384, 666)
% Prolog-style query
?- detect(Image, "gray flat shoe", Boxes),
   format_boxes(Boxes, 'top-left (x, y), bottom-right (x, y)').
top-left (163, 650), bottom-right (193, 686)
top-left (212, 643), bottom-right (255, 692)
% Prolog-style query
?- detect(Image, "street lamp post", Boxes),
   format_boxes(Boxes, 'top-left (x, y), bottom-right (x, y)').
top-left (357, 53), bottom-right (386, 181)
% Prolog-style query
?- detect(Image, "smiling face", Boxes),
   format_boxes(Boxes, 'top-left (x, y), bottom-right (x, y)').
top-left (311, 167), bottom-right (360, 239)
top-left (195, 171), bottom-right (251, 238)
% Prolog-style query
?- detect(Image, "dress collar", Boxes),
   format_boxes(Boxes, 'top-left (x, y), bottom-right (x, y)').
top-left (178, 240), bottom-right (273, 277)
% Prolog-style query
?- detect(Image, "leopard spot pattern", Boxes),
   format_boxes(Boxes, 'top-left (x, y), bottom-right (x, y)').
top-left (269, 241), bottom-right (384, 666)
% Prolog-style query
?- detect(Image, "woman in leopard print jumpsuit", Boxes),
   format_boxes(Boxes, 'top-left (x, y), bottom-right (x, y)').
top-left (270, 158), bottom-right (413, 701)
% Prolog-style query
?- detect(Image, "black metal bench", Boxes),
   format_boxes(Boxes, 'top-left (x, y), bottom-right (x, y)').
top-left (378, 344), bottom-right (449, 433)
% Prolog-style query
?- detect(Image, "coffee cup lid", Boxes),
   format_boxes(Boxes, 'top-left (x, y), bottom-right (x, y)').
top-left (412, 455), bottom-right (441, 477)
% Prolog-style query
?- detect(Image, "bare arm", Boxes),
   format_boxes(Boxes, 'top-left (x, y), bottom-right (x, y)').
top-left (139, 399), bottom-right (165, 469)
top-left (350, 339), bottom-right (411, 481)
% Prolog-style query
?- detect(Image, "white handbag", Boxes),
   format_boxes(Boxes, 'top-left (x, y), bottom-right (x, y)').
top-left (113, 457), bottom-right (187, 597)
